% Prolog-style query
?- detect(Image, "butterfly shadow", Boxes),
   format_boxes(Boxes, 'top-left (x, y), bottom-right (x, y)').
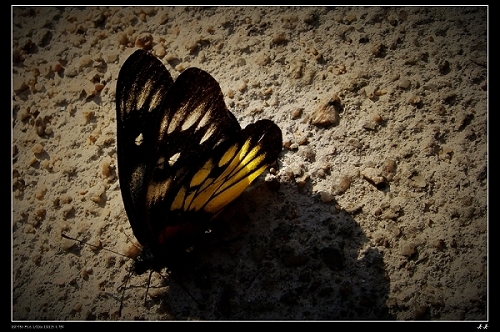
top-left (143, 179), bottom-right (394, 320)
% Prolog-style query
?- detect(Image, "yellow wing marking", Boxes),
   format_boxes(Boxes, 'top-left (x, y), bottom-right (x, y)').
top-left (171, 138), bottom-right (268, 214)
top-left (190, 160), bottom-right (214, 187)
top-left (171, 186), bottom-right (186, 210)
top-left (219, 144), bottom-right (238, 166)
top-left (204, 163), bottom-right (266, 213)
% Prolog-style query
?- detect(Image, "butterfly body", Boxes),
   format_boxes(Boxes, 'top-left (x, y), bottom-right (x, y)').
top-left (116, 49), bottom-right (282, 273)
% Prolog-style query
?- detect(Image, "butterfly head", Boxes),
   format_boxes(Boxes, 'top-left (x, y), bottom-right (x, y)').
top-left (131, 241), bottom-right (202, 275)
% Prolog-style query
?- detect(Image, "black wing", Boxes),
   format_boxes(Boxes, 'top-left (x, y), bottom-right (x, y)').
top-left (116, 49), bottom-right (282, 257)
top-left (116, 50), bottom-right (174, 246)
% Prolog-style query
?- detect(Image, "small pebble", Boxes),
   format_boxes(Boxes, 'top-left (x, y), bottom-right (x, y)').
top-left (102, 51), bottom-right (118, 63)
top-left (361, 167), bottom-right (385, 185)
top-left (330, 64), bottom-right (346, 75)
top-left (31, 143), bottom-right (44, 155)
top-left (298, 145), bottom-right (315, 162)
top-left (135, 32), bottom-right (153, 50)
top-left (291, 108), bottom-right (303, 119)
top-left (152, 44), bottom-right (166, 58)
top-left (438, 59), bottom-right (450, 74)
top-left (237, 81), bottom-right (247, 92)
top-left (28, 156), bottom-right (38, 166)
top-left (290, 59), bottom-right (304, 79)
top-left (433, 239), bottom-right (446, 250)
top-left (332, 175), bottom-right (351, 195)
top-left (123, 243), bottom-right (141, 259)
top-left (381, 159), bottom-right (397, 181)
top-left (320, 191), bottom-right (335, 202)
top-left (433, 104), bottom-right (446, 115)
top-left (400, 242), bottom-right (416, 257)
top-left (34, 208), bottom-right (46, 222)
top-left (364, 86), bottom-right (377, 100)
top-left (344, 14), bottom-right (357, 24)
top-left (60, 236), bottom-right (76, 251)
top-left (81, 267), bottom-right (93, 279)
top-left (309, 94), bottom-right (341, 127)
top-left (255, 52), bottom-right (271, 66)
top-left (372, 113), bottom-right (383, 123)
top-left (35, 117), bottom-right (46, 136)
top-left (409, 95), bottom-right (422, 106)
top-left (100, 158), bottom-right (113, 177)
top-left (272, 32), bottom-right (287, 45)
top-left (398, 78), bottom-right (411, 89)
top-left (372, 43), bottom-right (384, 56)
top-left (78, 55), bottom-right (93, 69)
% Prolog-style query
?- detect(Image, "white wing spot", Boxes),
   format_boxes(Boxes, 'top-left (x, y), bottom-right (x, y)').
top-left (158, 114), bottom-right (170, 141)
top-left (135, 133), bottom-right (144, 146)
top-left (135, 82), bottom-right (154, 110)
top-left (181, 107), bottom-right (203, 131)
top-left (167, 107), bottom-right (185, 134)
top-left (197, 109), bottom-right (211, 130)
top-left (149, 89), bottom-right (163, 111)
top-left (199, 125), bottom-right (215, 145)
top-left (169, 152), bottom-right (181, 166)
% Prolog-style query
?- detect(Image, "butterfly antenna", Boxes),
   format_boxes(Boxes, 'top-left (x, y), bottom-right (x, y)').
top-left (62, 233), bottom-right (137, 317)
top-left (122, 231), bottom-right (142, 250)
top-left (144, 270), bottom-right (154, 306)
top-left (118, 268), bottom-right (133, 317)
top-left (61, 233), bottom-right (129, 258)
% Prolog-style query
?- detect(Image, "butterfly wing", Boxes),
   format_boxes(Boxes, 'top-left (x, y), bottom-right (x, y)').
top-left (116, 50), bottom-right (174, 246)
top-left (144, 67), bottom-right (282, 253)
top-left (116, 50), bottom-right (282, 260)
top-left (140, 67), bottom-right (240, 249)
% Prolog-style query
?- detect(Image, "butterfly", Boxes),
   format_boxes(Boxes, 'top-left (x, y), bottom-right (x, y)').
top-left (115, 49), bottom-right (283, 276)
